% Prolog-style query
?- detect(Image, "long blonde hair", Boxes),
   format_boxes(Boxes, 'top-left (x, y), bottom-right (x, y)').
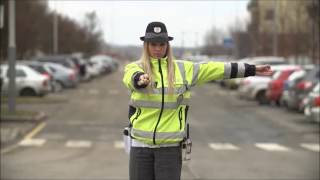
top-left (139, 42), bottom-right (175, 94)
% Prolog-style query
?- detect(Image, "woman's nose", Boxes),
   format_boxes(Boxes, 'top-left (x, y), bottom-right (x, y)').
top-left (155, 45), bottom-right (162, 50)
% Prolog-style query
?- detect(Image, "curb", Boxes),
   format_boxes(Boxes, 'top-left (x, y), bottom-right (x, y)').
top-left (1, 112), bottom-right (47, 154)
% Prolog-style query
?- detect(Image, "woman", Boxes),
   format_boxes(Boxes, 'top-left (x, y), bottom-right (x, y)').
top-left (123, 21), bottom-right (272, 180)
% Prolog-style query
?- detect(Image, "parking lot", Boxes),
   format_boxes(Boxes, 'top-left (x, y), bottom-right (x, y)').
top-left (1, 65), bottom-right (319, 180)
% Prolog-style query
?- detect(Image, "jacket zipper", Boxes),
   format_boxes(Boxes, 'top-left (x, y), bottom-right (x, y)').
top-left (153, 59), bottom-right (165, 145)
top-left (178, 107), bottom-right (183, 130)
top-left (131, 108), bottom-right (141, 126)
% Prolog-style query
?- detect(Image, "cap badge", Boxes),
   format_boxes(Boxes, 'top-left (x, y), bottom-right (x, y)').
top-left (154, 27), bottom-right (161, 33)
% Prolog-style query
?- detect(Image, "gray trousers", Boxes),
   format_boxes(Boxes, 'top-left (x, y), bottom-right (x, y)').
top-left (129, 146), bottom-right (182, 180)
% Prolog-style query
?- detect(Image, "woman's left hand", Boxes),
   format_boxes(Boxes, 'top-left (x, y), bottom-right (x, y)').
top-left (255, 65), bottom-right (273, 76)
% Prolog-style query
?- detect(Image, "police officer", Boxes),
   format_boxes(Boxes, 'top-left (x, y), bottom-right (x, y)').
top-left (123, 21), bottom-right (272, 180)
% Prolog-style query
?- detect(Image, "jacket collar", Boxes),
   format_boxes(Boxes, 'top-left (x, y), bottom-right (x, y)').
top-left (150, 56), bottom-right (168, 65)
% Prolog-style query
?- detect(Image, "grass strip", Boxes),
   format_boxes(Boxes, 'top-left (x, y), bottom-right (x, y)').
top-left (1, 96), bottom-right (68, 104)
top-left (1, 106), bottom-right (38, 118)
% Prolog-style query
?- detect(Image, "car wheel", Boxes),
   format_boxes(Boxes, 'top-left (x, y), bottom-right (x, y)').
top-left (20, 88), bottom-right (37, 96)
top-left (256, 90), bottom-right (269, 105)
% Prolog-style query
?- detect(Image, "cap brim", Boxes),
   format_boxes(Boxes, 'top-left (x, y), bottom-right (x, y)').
top-left (140, 36), bottom-right (173, 42)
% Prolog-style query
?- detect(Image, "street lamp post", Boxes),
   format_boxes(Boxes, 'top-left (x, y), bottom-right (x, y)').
top-left (53, 9), bottom-right (58, 54)
top-left (8, 0), bottom-right (16, 112)
top-left (272, 0), bottom-right (278, 56)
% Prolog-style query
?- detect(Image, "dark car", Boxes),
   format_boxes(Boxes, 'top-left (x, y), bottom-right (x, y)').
top-left (70, 56), bottom-right (88, 81)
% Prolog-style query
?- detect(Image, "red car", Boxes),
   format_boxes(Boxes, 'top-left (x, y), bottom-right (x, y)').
top-left (266, 67), bottom-right (301, 105)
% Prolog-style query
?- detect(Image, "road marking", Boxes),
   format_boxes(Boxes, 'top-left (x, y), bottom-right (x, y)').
top-left (300, 143), bottom-right (320, 152)
top-left (114, 141), bottom-right (124, 149)
top-left (109, 89), bottom-right (119, 95)
top-left (1, 122), bottom-right (47, 154)
top-left (255, 143), bottom-right (290, 151)
top-left (208, 143), bottom-right (240, 150)
top-left (65, 140), bottom-right (92, 148)
top-left (19, 138), bottom-right (46, 147)
top-left (24, 122), bottom-right (46, 139)
top-left (88, 89), bottom-right (99, 95)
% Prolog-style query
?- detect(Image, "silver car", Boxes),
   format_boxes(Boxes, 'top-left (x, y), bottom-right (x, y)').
top-left (43, 62), bottom-right (79, 88)
top-left (0, 64), bottom-right (50, 96)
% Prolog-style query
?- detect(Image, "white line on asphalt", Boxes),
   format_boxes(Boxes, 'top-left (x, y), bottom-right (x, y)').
top-left (208, 143), bottom-right (240, 150)
top-left (255, 143), bottom-right (290, 152)
top-left (19, 138), bottom-right (46, 147)
top-left (88, 89), bottom-right (99, 95)
top-left (300, 143), bottom-right (320, 152)
top-left (114, 141), bottom-right (124, 149)
top-left (65, 140), bottom-right (92, 148)
top-left (109, 89), bottom-right (119, 95)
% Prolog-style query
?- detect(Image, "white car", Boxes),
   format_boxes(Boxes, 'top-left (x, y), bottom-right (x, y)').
top-left (238, 64), bottom-right (301, 104)
top-left (90, 55), bottom-right (112, 74)
top-left (0, 64), bottom-right (50, 96)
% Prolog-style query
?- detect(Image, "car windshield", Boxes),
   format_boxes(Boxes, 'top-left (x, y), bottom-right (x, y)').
top-left (28, 65), bottom-right (47, 74)
top-left (313, 83), bottom-right (320, 92)
top-left (272, 71), bottom-right (281, 79)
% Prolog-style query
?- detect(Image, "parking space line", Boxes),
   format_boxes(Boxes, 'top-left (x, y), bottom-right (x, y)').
top-left (19, 138), bottom-right (47, 147)
top-left (114, 141), bottom-right (124, 149)
top-left (1, 122), bottom-right (47, 154)
top-left (24, 122), bottom-right (46, 140)
top-left (255, 143), bottom-right (290, 152)
top-left (300, 143), bottom-right (320, 152)
top-left (65, 140), bottom-right (92, 148)
top-left (208, 143), bottom-right (240, 150)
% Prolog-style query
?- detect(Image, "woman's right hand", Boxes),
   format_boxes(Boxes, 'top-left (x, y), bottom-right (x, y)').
top-left (137, 73), bottom-right (150, 86)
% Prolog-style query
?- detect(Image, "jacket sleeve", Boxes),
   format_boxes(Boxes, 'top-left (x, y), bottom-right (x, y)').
top-left (122, 62), bottom-right (145, 91)
top-left (191, 61), bottom-right (256, 86)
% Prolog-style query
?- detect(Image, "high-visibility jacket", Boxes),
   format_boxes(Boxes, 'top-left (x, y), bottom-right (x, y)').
top-left (123, 57), bottom-right (252, 145)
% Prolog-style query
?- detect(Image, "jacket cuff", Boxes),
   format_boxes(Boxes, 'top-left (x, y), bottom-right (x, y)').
top-left (132, 72), bottom-right (148, 89)
top-left (244, 64), bottom-right (256, 77)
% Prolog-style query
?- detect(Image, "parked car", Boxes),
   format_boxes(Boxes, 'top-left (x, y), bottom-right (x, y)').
top-left (44, 62), bottom-right (79, 88)
top-left (37, 55), bottom-right (80, 81)
top-left (238, 64), bottom-right (300, 104)
top-left (287, 66), bottom-right (320, 112)
top-left (304, 83), bottom-right (320, 123)
top-left (18, 60), bottom-right (60, 92)
top-left (90, 55), bottom-right (114, 74)
top-left (266, 67), bottom-right (301, 105)
top-left (86, 61), bottom-right (100, 78)
top-left (70, 55), bottom-right (89, 81)
top-left (280, 65), bottom-right (315, 108)
top-left (0, 64), bottom-right (50, 96)
top-left (280, 70), bottom-right (306, 107)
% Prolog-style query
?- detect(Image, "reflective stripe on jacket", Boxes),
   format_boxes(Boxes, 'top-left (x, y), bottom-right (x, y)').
top-left (123, 57), bottom-right (248, 145)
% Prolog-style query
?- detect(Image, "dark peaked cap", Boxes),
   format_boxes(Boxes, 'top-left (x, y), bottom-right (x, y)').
top-left (140, 22), bottom-right (173, 42)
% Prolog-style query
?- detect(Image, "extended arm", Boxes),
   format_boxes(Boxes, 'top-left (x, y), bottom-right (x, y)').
top-left (190, 61), bottom-right (272, 86)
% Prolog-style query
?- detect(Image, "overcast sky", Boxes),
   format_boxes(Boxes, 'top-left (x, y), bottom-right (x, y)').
top-left (48, 0), bottom-right (250, 47)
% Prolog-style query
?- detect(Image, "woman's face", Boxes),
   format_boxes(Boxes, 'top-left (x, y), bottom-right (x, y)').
top-left (148, 42), bottom-right (168, 59)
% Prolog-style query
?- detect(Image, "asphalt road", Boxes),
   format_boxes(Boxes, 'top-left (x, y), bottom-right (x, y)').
top-left (1, 66), bottom-right (319, 180)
